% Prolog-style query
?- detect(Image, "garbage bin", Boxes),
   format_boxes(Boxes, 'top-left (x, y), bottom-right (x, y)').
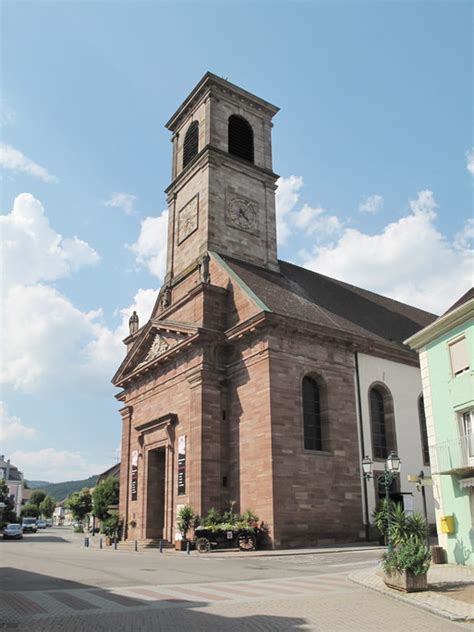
top-left (431, 545), bottom-right (446, 564)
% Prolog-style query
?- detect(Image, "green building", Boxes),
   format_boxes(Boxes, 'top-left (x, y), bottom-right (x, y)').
top-left (406, 288), bottom-right (473, 565)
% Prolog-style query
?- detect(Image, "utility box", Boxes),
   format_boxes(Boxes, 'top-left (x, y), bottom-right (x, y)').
top-left (440, 515), bottom-right (455, 534)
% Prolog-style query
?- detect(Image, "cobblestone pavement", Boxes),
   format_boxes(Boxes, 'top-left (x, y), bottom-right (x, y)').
top-left (350, 563), bottom-right (474, 622)
top-left (1, 571), bottom-right (473, 631)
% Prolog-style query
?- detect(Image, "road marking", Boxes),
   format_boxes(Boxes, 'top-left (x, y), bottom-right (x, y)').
top-left (46, 591), bottom-right (99, 611)
top-left (0, 592), bottom-right (46, 615)
top-left (1, 572), bottom-right (358, 620)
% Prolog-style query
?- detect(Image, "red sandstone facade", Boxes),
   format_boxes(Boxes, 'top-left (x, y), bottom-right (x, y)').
top-left (113, 74), bottom-right (434, 547)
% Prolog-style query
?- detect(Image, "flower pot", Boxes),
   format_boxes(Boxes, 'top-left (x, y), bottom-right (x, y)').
top-left (383, 571), bottom-right (428, 592)
top-left (175, 539), bottom-right (187, 551)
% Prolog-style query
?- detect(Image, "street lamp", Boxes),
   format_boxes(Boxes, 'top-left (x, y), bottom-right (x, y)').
top-left (362, 451), bottom-right (401, 550)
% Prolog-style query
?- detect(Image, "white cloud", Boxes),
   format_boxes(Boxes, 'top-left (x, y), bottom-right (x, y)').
top-left (276, 176), bottom-right (342, 245)
top-left (9, 448), bottom-right (109, 483)
top-left (455, 218), bottom-right (474, 250)
top-left (1, 193), bottom-right (99, 292)
top-left (275, 175), bottom-right (303, 244)
top-left (104, 192), bottom-right (137, 215)
top-left (302, 190), bottom-right (472, 314)
top-left (0, 402), bottom-right (36, 442)
top-left (359, 194), bottom-right (384, 214)
top-left (466, 148), bottom-right (474, 176)
top-left (0, 144), bottom-right (58, 183)
top-left (128, 210), bottom-right (169, 279)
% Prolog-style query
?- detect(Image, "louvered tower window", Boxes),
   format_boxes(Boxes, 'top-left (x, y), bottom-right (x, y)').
top-left (302, 376), bottom-right (323, 451)
top-left (182, 121), bottom-right (199, 169)
top-left (228, 115), bottom-right (254, 163)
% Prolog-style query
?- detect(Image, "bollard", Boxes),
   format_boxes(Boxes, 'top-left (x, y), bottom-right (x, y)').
top-left (186, 540), bottom-right (190, 555)
top-left (84, 537), bottom-right (87, 548)
top-left (113, 537), bottom-right (117, 550)
top-left (160, 540), bottom-right (163, 553)
top-left (99, 538), bottom-right (103, 549)
top-left (134, 540), bottom-right (138, 552)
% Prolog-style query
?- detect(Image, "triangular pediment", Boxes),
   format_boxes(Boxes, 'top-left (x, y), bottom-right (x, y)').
top-left (112, 320), bottom-right (199, 386)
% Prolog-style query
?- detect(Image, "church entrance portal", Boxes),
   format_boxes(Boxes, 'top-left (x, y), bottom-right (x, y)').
top-left (145, 447), bottom-right (166, 539)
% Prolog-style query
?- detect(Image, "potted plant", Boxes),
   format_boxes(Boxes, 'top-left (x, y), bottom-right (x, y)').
top-left (176, 505), bottom-right (197, 551)
top-left (101, 514), bottom-right (122, 546)
top-left (382, 537), bottom-right (431, 592)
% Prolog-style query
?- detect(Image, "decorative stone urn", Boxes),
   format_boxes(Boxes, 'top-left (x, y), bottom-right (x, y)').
top-left (383, 571), bottom-right (428, 593)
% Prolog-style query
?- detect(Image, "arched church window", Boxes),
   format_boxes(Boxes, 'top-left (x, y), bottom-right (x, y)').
top-left (228, 115), bottom-right (254, 163)
top-left (369, 384), bottom-right (397, 460)
top-left (182, 121), bottom-right (199, 169)
top-left (302, 376), bottom-right (326, 451)
top-left (418, 395), bottom-right (430, 466)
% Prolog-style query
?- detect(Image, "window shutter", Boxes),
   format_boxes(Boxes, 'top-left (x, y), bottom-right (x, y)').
top-left (449, 337), bottom-right (470, 376)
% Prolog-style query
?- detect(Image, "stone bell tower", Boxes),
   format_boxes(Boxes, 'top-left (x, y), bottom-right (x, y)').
top-left (164, 72), bottom-right (280, 285)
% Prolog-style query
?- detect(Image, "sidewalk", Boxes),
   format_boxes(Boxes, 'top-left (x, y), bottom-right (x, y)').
top-left (84, 538), bottom-right (385, 558)
top-left (350, 563), bottom-right (474, 622)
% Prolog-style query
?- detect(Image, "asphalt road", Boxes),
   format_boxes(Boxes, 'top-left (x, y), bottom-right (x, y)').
top-left (1, 528), bottom-right (381, 591)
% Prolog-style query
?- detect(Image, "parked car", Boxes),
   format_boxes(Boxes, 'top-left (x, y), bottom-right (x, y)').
top-left (45, 519), bottom-right (53, 527)
top-left (21, 517), bottom-right (37, 533)
top-left (36, 520), bottom-right (47, 529)
top-left (3, 524), bottom-right (23, 539)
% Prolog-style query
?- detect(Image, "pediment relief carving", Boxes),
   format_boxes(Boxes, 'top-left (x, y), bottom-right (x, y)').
top-left (136, 331), bottom-right (186, 369)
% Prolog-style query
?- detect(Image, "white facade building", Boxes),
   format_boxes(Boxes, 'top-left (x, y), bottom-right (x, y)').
top-left (355, 354), bottom-right (435, 526)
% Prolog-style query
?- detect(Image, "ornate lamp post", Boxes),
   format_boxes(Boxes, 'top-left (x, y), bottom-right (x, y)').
top-left (362, 451), bottom-right (401, 550)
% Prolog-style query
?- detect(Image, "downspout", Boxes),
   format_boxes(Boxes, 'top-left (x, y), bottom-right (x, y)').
top-left (354, 352), bottom-right (370, 542)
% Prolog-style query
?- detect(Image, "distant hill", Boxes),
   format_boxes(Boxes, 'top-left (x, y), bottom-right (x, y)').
top-left (27, 480), bottom-right (51, 489)
top-left (26, 475), bottom-right (98, 501)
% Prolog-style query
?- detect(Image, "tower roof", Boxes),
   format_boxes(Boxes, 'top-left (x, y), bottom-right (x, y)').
top-left (165, 72), bottom-right (279, 132)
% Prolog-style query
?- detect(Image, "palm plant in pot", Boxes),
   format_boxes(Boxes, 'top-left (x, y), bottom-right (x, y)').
top-left (378, 508), bottom-right (431, 592)
top-left (176, 505), bottom-right (197, 551)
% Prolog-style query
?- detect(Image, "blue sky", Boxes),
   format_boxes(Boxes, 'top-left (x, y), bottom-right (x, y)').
top-left (1, 1), bottom-right (472, 482)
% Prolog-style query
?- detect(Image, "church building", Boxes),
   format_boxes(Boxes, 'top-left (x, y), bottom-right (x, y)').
top-left (113, 73), bottom-right (436, 548)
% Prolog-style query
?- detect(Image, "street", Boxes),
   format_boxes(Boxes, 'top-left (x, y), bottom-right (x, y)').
top-left (0, 528), bottom-right (471, 631)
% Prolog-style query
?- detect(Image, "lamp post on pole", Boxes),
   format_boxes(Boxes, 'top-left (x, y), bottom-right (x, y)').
top-left (362, 451), bottom-right (401, 551)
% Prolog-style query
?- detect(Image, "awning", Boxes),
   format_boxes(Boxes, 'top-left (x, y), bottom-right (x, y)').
top-left (459, 477), bottom-right (474, 489)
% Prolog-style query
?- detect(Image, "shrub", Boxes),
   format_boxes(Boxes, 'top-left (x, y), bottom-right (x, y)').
top-left (201, 507), bottom-right (222, 527)
top-left (382, 537), bottom-right (431, 576)
top-left (101, 514), bottom-right (122, 538)
top-left (74, 526), bottom-right (84, 533)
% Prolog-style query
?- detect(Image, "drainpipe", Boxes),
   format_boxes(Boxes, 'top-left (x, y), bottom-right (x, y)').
top-left (354, 352), bottom-right (370, 542)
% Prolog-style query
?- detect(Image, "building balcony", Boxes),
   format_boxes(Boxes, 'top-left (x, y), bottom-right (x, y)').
top-left (434, 432), bottom-right (474, 475)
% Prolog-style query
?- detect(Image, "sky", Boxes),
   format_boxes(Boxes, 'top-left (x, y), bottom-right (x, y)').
top-left (1, 0), bottom-right (472, 482)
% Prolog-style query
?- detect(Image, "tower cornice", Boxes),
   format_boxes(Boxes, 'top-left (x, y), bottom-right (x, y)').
top-left (166, 72), bottom-right (279, 133)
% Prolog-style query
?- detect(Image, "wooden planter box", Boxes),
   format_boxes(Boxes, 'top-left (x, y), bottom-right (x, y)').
top-left (383, 571), bottom-right (428, 593)
top-left (175, 539), bottom-right (187, 551)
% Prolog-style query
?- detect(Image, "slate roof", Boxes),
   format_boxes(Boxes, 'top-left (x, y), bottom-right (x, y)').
top-left (222, 256), bottom-right (437, 352)
top-left (442, 287), bottom-right (474, 317)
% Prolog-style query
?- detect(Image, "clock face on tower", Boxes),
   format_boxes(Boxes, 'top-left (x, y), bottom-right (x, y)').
top-left (228, 198), bottom-right (257, 232)
top-left (177, 196), bottom-right (199, 244)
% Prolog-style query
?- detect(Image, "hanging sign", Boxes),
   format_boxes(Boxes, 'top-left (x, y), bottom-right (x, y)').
top-left (131, 450), bottom-right (138, 501)
top-left (178, 436), bottom-right (186, 496)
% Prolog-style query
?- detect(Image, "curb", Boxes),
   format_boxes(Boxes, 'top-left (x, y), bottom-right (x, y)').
top-left (79, 542), bottom-right (385, 557)
top-left (349, 567), bottom-right (473, 623)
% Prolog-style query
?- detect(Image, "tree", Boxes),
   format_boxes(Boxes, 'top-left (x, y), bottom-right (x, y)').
top-left (92, 477), bottom-right (119, 521)
top-left (30, 490), bottom-right (47, 508)
top-left (21, 503), bottom-right (40, 518)
top-left (39, 495), bottom-right (55, 519)
top-left (66, 488), bottom-right (92, 523)
top-left (0, 479), bottom-right (16, 525)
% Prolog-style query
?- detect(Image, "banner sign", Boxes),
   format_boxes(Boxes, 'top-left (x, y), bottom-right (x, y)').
top-left (178, 436), bottom-right (186, 496)
top-left (131, 450), bottom-right (138, 501)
